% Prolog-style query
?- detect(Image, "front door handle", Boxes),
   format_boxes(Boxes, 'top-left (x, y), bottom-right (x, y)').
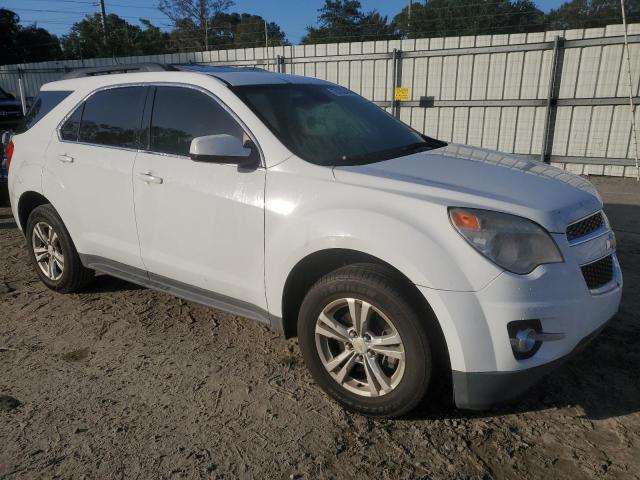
top-left (136, 171), bottom-right (163, 185)
top-left (58, 154), bottom-right (74, 163)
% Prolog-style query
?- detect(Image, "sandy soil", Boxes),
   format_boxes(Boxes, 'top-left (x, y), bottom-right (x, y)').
top-left (1, 176), bottom-right (639, 479)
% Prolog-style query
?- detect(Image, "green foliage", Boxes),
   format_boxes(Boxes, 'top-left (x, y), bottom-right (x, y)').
top-left (209, 13), bottom-right (288, 49)
top-left (60, 14), bottom-right (168, 59)
top-left (2, 0), bottom-right (640, 66)
top-left (169, 12), bottom-right (288, 51)
top-left (0, 9), bottom-right (61, 65)
top-left (302, 0), bottom-right (399, 44)
top-left (393, 0), bottom-right (546, 38)
top-left (546, 0), bottom-right (640, 29)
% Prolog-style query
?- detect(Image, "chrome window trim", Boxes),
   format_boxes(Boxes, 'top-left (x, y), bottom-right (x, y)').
top-left (55, 81), bottom-right (266, 168)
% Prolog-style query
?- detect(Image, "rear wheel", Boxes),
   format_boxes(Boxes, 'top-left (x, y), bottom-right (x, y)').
top-left (298, 263), bottom-right (432, 417)
top-left (26, 204), bottom-right (94, 293)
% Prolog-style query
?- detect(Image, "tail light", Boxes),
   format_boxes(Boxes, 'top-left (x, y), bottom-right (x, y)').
top-left (4, 141), bottom-right (14, 171)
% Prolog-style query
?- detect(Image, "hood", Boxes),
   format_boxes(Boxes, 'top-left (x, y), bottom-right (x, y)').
top-left (333, 143), bottom-right (602, 233)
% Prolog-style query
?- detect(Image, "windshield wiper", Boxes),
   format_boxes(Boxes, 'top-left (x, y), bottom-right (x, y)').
top-left (339, 141), bottom-right (434, 165)
top-left (395, 142), bottom-right (434, 155)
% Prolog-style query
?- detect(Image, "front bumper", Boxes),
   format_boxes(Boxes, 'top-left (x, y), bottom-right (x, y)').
top-left (418, 251), bottom-right (622, 410)
top-left (452, 319), bottom-right (611, 410)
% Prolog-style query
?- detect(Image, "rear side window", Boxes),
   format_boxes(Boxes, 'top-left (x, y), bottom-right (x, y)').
top-left (78, 86), bottom-right (146, 149)
top-left (18, 90), bottom-right (72, 133)
top-left (60, 104), bottom-right (83, 141)
top-left (149, 86), bottom-right (244, 156)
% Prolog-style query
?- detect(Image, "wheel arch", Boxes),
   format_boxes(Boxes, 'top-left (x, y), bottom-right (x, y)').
top-left (280, 248), bottom-right (451, 380)
top-left (280, 248), bottom-right (453, 399)
top-left (17, 190), bottom-right (51, 232)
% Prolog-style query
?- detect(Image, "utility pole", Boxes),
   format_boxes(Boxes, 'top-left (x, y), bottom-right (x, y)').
top-left (408, 0), bottom-right (412, 32)
top-left (620, 0), bottom-right (639, 180)
top-left (264, 20), bottom-right (269, 70)
top-left (99, 0), bottom-right (107, 45)
top-left (205, 15), bottom-right (209, 50)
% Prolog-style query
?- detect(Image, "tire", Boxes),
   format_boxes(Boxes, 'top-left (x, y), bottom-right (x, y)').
top-left (26, 204), bottom-right (94, 293)
top-left (298, 263), bottom-right (432, 418)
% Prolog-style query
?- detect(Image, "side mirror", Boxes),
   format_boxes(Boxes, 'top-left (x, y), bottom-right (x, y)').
top-left (189, 134), bottom-right (255, 166)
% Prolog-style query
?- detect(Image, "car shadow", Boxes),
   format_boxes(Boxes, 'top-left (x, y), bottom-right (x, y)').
top-left (405, 201), bottom-right (640, 422)
top-left (83, 273), bottom-right (143, 294)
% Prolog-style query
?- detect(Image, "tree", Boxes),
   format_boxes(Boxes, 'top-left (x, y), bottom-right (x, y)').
top-left (545, 0), bottom-right (640, 30)
top-left (393, 0), bottom-right (545, 38)
top-left (210, 12), bottom-right (287, 49)
top-left (302, 0), bottom-right (398, 44)
top-left (61, 14), bottom-right (167, 60)
top-left (0, 9), bottom-right (61, 66)
top-left (158, 0), bottom-right (234, 50)
top-left (0, 9), bottom-right (23, 65)
top-left (168, 10), bottom-right (287, 51)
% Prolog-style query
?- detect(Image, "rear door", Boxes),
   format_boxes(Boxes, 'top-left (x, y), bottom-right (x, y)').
top-left (132, 85), bottom-right (267, 314)
top-left (43, 85), bottom-right (147, 269)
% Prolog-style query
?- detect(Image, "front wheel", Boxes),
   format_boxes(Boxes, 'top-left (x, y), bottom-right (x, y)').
top-left (298, 263), bottom-right (432, 418)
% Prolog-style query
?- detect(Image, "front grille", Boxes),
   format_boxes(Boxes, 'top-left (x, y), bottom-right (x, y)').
top-left (581, 255), bottom-right (614, 290)
top-left (567, 212), bottom-right (604, 242)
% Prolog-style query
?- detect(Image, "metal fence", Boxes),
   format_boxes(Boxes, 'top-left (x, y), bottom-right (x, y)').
top-left (1, 22), bottom-right (639, 177)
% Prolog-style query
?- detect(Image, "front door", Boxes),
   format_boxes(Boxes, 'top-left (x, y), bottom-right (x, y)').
top-left (132, 86), bottom-right (267, 313)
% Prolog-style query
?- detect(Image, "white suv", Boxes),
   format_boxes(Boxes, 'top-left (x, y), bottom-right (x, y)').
top-left (6, 65), bottom-right (622, 417)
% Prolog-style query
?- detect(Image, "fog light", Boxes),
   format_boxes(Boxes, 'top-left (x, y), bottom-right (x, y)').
top-left (513, 328), bottom-right (537, 353)
top-left (507, 319), bottom-right (542, 360)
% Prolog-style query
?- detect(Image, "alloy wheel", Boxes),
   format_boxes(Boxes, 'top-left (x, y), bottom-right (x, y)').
top-left (32, 221), bottom-right (64, 281)
top-left (315, 297), bottom-right (406, 397)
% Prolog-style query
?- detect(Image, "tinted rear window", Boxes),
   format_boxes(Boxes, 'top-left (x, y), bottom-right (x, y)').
top-left (78, 86), bottom-right (146, 149)
top-left (17, 90), bottom-right (72, 133)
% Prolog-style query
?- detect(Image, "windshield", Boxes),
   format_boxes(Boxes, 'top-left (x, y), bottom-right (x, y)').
top-left (232, 84), bottom-right (445, 166)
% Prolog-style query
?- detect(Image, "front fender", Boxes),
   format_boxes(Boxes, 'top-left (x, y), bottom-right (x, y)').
top-left (265, 205), bottom-right (500, 318)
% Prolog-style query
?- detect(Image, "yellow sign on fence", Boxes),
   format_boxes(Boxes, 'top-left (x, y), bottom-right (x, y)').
top-left (394, 87), bottom-right (410, 101)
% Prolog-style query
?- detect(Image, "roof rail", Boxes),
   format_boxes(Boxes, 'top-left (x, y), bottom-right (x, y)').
top-left (63, 63), bottom-right (175, 79)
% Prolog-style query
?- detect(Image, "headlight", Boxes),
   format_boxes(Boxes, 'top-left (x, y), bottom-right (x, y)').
top-left (448, 207), bottom-right (563, 274)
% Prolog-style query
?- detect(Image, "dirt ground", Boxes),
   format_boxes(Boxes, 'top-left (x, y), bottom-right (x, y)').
top-left (1, 176), bottom-right (639, 480)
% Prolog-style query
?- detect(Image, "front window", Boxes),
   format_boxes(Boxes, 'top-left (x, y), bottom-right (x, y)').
top-left (148, 86), bottom-right (246, 157)
top-left (232, 84), bottom-right (445, 166)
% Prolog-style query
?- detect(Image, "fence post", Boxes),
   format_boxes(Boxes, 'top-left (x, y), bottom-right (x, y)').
top-left (392, 48), bottom-right (403, 118)
top-left (540, 36), bottom-right (565, 163)
top-left (17, 69), bottom-right (27, 115)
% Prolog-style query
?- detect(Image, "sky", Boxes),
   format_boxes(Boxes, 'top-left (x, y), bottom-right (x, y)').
top-left (3, 0), bottom-right (566, 45)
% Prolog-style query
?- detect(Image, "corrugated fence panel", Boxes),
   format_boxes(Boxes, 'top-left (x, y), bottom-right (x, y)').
top-left (1, 23), bottom-right (639, 170)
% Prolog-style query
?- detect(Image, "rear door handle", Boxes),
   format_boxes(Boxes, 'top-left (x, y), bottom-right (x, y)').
top-left (58, 154), bottom-right (74, 163)
top-left (136, 171), bottom-right (163, 185)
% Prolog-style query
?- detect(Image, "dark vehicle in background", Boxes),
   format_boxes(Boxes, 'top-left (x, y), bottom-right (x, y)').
top-left (1, 86), bottom-right (23, 205)
top-left (0, 86), bottom-right (23, 131)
